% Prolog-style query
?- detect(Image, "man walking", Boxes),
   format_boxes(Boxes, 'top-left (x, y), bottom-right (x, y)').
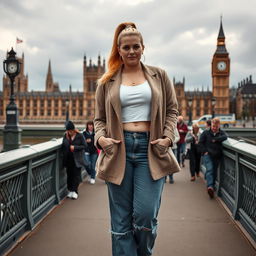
top-left (199, 118), bottom-right (228, 198)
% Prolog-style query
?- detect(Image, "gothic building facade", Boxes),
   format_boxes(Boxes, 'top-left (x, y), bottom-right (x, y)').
top-left (0, 55), bottom-right (105, 124)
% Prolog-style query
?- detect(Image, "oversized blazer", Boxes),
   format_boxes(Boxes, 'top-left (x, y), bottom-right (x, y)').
top-left (94, 63), bottom-right (181, 185)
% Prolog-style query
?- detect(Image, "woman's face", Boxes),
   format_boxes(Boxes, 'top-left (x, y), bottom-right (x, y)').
top-left (118, 35), bottom-right (144, 67)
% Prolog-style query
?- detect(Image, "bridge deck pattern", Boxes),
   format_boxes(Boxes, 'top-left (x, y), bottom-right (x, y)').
top-left (9, 161), bottom-right (255, 256)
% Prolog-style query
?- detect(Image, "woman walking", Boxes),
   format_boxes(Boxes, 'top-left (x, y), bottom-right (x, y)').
top-left (62, 121), bottom-right (87, 199)
top-left (94, 22), bottom-right (180, 256)
top-left (83, 121), bottom-right (98, 184)
top-left (185, 123), bottom-right (202, 181)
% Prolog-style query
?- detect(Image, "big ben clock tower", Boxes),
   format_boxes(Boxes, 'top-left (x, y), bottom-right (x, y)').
top-left (212, 18), bottom-right (230, 114)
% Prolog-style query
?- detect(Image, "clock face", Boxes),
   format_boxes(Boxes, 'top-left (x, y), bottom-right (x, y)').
top-left (217, 61), bottom-right (226, 71)
top-left (7, 62), bottom-right (18, 74)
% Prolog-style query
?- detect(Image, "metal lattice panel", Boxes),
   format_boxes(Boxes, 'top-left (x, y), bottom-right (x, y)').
top-left (240, 160), bottom-right (256, 224)
top-left (222, 156), bottom-right (236, 200)
top-left (31, 161), bottom-right (54, 212)
top-left (0, 174), bottom-right (24, 237)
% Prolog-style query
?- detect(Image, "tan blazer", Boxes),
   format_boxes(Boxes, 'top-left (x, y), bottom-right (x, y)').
top-left (94, 63), bottom-right (181, 185)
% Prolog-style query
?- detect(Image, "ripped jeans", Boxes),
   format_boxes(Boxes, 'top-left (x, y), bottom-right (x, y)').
top-left (107, 131), bottom-right (165, 256)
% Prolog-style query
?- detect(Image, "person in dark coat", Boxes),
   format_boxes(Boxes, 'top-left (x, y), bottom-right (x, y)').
top-left (185, 123), bottom-right (202, 181)
top-left (199, 117), bottom-right (228, 198)
top-left (62, 120), bottom-right (87, 199)
top-left (82, 121), bottom-right (98, 184)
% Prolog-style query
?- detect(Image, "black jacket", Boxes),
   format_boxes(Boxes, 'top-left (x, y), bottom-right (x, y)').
top-left (199, 128), bottom-right (228, 158)
top-left (82, 130), bottom-right (97, 154)
top-left (62, 132), bottom-right (88, 168)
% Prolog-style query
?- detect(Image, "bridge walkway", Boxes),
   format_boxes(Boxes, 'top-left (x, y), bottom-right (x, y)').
top-left (8, 161), bottom-right (255, 256)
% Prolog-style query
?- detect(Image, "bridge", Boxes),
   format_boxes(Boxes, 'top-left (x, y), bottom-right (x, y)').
top-left (0, 137), bottom-right (256, 255)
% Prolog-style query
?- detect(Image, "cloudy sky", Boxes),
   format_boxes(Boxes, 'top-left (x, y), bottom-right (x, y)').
top-left (0, 0), bottom-right (255, 92)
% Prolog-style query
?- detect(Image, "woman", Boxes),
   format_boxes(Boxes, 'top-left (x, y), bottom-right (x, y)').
top-left (62, 120), bottom-right (87, 199)
top-left (82, 121), bottom-right (98, 184)
top-left (185, 123), bottom-right (202, 181)
top-left (94, 22), bottom-right (180, 256)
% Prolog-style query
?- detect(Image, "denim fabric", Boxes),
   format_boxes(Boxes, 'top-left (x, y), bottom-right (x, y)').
top-left (107, 131), bottom-right (165, 256)
top-left (177, 143), bottom-right (186, 164)
top-left (203, 154), bottom-right (220, 188)
top-left (84, 153), bottom-right (98, 179)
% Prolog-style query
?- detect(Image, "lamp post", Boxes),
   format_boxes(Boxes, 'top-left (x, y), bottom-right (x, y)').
top-left (188, 97), bottom-right (193, 126)
top-left (2, 48), bottom-right (22, 151)
top-left (65, 99), bottom-right (69, 126)
top-left (211, 97), bottom-right (216, 119)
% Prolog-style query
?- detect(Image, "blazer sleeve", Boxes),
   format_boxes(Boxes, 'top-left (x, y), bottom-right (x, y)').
top-left (162, 70), bottom-right (179, 144)
top-left (94, 83), bottom-right (107, 149)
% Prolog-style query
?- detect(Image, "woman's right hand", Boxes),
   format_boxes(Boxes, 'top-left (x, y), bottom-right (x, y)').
top-left (98, 136), bottom-right (121, 149)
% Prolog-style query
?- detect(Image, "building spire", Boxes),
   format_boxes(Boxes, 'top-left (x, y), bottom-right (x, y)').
top-left (46, 59), bottom-right (53, 91)
top-left (218, 15), bottom-right (225, 39)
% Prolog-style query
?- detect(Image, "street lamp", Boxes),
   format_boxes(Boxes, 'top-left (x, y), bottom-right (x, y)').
top-left (2, 48), bottom-right (22, 151)
top-left (211, 97), bottom-right (216, 119)
top-left (188, 97), bottom-right (193, 126)
top-left (65, 99), bottom-right (69, 126)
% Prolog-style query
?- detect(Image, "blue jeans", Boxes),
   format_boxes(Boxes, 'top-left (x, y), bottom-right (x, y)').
top-left (84, 153), bottom-right (98, 179)
top-left (107, 131), bottom-right (165, 256)
top-left (203, 154), bottom-right (220, 188)
top-left (177, 143), bottom-right (186, 164)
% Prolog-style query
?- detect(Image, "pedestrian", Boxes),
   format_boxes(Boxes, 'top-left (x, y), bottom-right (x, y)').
top-left (167, 127), bottom-right (180, 183)
top-left (177, 115), bottom-right (188, 167)
top-left (94, 22), bottom-right (180, 256)
top-left (83, 121), bottom-right (98, 184)
top-left (62, 120), bottom-right (87, 200)
top-left (199, 117), bottom-right (228, 198)
top-left (206, 119), bottom-right (211, 129)
top-left (185, 123), bottom-right (202, 181)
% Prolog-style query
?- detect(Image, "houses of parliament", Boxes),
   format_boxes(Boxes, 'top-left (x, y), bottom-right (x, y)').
top-left (0, 21), bottom-right (255, 124)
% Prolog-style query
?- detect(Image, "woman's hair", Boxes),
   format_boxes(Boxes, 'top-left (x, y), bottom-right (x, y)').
top-left (86, 120), bottom-right (94, 131)
top-left (98, 22), bottom-right (144, 85)
top-left (192, 123), bottom-right (199, 133)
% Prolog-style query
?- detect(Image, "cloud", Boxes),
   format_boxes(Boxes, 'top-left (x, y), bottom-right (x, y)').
top-left (0, 0), bottom-right (256, 92)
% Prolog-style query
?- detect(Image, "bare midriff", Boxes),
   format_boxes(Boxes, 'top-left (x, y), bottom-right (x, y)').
top-left (123, 121), bottom-right (151, 132)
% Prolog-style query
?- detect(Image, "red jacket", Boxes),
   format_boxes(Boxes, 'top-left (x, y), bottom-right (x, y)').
top-left (177, 122), bottom-right (188, 144)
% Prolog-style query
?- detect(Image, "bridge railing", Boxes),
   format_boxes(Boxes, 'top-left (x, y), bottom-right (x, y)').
top-left (0, 139), bottom-right (65, 255)
top-left (201, 138), bottom-right (256, 242)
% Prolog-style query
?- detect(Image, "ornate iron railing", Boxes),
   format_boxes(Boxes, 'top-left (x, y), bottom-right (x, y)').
top-left (0, 139), bottom-right (66, 255)
top-left (201, 138), bottom-right (256, 242)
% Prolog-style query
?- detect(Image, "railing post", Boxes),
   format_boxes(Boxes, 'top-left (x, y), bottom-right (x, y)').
top-left (233, 152), bottom-right (241, 220)
top-left (54, 150), bottom-right (60, 204)
top-left (23, 159), bottom-right (34, 230)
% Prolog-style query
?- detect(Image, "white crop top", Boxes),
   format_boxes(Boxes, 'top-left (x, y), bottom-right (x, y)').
top-left (120, 81), bottom-right (152, 123)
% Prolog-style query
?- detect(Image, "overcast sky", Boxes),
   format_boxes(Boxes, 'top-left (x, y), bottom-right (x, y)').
top-left (0, 0), bottom-right (256, 92)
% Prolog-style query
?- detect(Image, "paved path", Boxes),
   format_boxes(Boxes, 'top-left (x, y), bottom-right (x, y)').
top-left (9, 161), bottom-right (255, 256)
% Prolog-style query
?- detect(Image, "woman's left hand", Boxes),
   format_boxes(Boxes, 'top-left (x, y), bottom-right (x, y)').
top-left (151, 137), bottom-right (171, 147)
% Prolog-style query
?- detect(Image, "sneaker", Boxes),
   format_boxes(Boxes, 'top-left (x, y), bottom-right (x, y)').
top-left (67, 191), bottom-right (73, 198)
top-left (207, 187), bottom-right (214, 199)
top-left (90, 178), bottom-right (95, 184)
top-left (196, 173), bottom-right (200, 178)
top-left (169, 179), bottom-right (174, 184)
top-left (72, 192), bottom-right (78, 200)
top-left (190, 176), bottom-right (196, 182)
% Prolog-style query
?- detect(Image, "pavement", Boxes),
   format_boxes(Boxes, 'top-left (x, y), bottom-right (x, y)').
top-left (8, 161), bottom-right (256, 256)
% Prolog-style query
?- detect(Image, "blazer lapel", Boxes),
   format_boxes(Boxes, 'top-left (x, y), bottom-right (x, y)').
top-left (109, 68), bottom-right (122, 123)
top-left (142, 64), bottom-right (160, 124)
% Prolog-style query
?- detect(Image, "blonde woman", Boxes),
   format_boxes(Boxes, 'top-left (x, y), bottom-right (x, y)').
top-left (94, 22), bottom-right (180, 256)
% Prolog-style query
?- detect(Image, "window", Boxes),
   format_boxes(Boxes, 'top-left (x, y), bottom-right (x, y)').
top-left (33, 100), bottom-right (37, 107)
top-left (54, 100), bottom-right (58, 107)
top-left (40, 100), bottom-right (44, 107)
top-left (48, 100), bottom-right (51, 107)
